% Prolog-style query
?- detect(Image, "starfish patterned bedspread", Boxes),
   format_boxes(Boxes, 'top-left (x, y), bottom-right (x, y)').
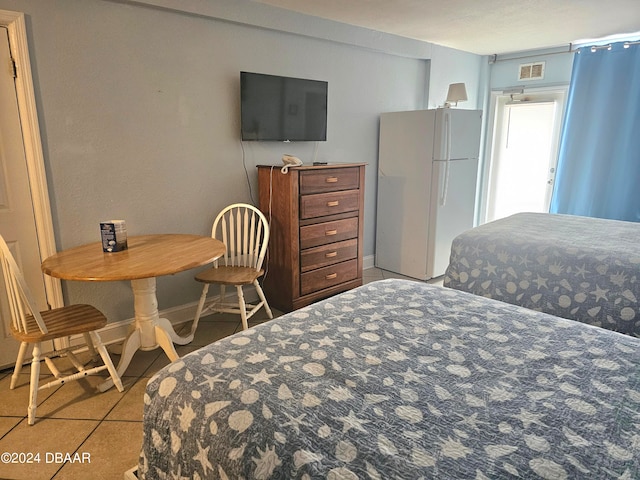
top-left (138, 279), bottom-right (640, 479)
top-left (444, 212), bottom-right (640, 337)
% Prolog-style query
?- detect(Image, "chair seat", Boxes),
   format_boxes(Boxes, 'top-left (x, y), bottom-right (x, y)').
top-left (10, 304), bottom-right (108, 343)
top-left (195, 266), bottom-right (264, 286)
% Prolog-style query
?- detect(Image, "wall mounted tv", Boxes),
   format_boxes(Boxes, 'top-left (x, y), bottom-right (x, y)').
top-left (240, 71), bottom-right (328, 142)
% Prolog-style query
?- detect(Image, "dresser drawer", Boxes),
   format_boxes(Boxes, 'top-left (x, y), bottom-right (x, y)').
top-left (300, 217), bottom-right (358, 249)
top-left (299, 167), bottom-right (360, 194)
top-left (300, 259), bottom-right (358, 296)
top-left (300, 238), bottom-right (357, 273)
top-left (300, 190), bottom-right (360, 219)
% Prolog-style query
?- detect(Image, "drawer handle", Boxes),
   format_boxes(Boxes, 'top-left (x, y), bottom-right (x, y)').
top-left (325, 230), bottom-right (337, 236)
top-left (325, 177), bottom-right (338, 183)
top-left (325, 251), bottom-right (338, 258)
top-left (327, 201), bottom-right (340, 207)
top-left (325, 273), bottom-right (338, 280)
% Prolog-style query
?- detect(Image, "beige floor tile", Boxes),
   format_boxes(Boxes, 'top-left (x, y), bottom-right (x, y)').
top-left (144, 311), bottom-right (284, 376)
top-left (109, 348), bottom-right (163, 378)
top-left (179, 319), bottom-right (241, 347)
top-left (363, 267), bottom-right (385, 281)
top-left (0, 418), bottom-right (98, 480)
top-left (381, 269), bottom-right (423, 282)
top-left (364, 268), bottom-right (443, 286)
top-left (0, 372), bottom-right (62, 417)
top-left (34, 375), bottom-right (126, 421)
top-left (248, 316), bottom-right (276, 328)
top-left (248, 312), bottom-right (282, 329)
top-left (53, 421), bottom-right (143, 480)
top-left (189, 305), bottom-right (280, 332)
top-left (0, 416), bottom-right (21, 437)
top-left (142, 344), bottom-right (207, 377)
top-left (105, 377), bottom-right (149, 422)
top-left (376, 269), bottom-right (444, 285)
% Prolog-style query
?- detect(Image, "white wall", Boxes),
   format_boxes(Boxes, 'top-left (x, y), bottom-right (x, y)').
top-left (428, 44), bottom-right (486, 110)
top-left (0, 0), bottom-right (452, 322)
top-left (489, 46), bottom-right (574, 90)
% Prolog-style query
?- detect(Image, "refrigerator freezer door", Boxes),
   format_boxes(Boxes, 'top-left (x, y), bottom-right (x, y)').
top-left (427, 157), bottom-right (479, 278)
top-left (433, 109), bottom-right (482, 160)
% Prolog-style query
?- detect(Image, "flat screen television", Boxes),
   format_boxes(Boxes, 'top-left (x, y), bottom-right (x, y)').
top-left (240, 71), bottom-right (328, 142)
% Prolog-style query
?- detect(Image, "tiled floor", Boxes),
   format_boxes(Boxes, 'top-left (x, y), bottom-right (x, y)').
top-left (0, 268), bottom-right (436, 480)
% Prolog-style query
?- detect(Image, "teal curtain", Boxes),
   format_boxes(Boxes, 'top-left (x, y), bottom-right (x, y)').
top-left (550, 41), bottom-right (640, 221)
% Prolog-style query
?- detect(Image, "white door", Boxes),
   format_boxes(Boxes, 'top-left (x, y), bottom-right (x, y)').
top-left (484, 90), bottom-right (565, 223)
top-left (0, 26), bottom-right (49, 368)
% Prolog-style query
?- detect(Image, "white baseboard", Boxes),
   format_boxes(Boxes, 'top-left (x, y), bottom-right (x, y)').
top-left (363, 254), bottom-right (375, 270)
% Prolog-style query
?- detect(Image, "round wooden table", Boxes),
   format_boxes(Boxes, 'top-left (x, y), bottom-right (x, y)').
top-left (41, 234), bottom-right (225, 388)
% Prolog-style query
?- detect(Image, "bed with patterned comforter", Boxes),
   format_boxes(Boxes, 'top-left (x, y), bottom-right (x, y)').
top-left (138, 278), bottom-right (640, 479)
top-left (444, 212), bottom-right (640, 337)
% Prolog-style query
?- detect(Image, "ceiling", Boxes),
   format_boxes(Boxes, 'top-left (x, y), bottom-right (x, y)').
top-left (253, 0), bottom-right (640, 55)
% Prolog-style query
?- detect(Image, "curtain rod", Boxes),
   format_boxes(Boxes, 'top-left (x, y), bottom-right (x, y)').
top-left (489, 45), bottom-right (575, 64)
top-left (490, 39), bottom-right (640, 63)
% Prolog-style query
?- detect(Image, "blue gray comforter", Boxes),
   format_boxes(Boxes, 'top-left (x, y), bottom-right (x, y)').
top-left (444, 212), bottom-right (640, 337)
top-left (139, 279), bottom-right (640, 479)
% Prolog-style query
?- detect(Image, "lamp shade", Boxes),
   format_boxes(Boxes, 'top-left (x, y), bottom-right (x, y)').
top-left (446, 83), bottom-right (468, 106)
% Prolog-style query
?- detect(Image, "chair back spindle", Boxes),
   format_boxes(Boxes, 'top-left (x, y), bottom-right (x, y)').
top-left (212, 204), bottom-right (269, 271)
top-left (0, 238), bottom-right (48, 336)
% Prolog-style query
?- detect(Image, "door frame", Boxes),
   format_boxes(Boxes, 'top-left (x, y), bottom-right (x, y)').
top-left (477, 85), bottom-right (568, 225)
top-left (0, 9), bottom-right (62, 309)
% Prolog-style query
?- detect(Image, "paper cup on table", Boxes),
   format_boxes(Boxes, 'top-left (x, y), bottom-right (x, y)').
top-left (100, 220), bottom-right (128, 252)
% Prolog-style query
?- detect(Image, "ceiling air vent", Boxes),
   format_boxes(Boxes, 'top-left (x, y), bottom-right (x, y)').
top-left (518, 62), bottom-right (545, 81)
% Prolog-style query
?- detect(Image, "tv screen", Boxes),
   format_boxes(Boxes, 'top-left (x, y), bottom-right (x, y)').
top-left (240, 72), bottom-right (328, 141)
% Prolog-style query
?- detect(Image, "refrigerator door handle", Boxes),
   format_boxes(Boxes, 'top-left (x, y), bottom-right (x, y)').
top-left (440, 111), bottom-right (452, 206)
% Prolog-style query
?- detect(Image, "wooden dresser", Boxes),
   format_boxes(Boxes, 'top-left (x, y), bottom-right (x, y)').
top-left (257, 163), bottom-right (365, 312)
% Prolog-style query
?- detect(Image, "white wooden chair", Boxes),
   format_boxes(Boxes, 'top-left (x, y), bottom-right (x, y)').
top-left (191, 203), bottom-right (273, 333)
top-left (0, 235), bottom-right (124, 425)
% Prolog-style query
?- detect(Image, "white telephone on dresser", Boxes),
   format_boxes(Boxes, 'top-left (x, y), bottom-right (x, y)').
top-left (281, 154), bottom-right (303, 174)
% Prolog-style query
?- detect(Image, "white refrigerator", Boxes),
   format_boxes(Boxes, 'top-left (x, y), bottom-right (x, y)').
top-left (375, 108), bottom-right (482, 280)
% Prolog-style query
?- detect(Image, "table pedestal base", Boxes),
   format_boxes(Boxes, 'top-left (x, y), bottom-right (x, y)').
top-left (99, 277), bottom-right (191, 391)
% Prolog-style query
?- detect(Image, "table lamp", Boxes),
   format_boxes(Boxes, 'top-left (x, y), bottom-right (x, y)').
top-left (445, 82), bottom-right (468, 107)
